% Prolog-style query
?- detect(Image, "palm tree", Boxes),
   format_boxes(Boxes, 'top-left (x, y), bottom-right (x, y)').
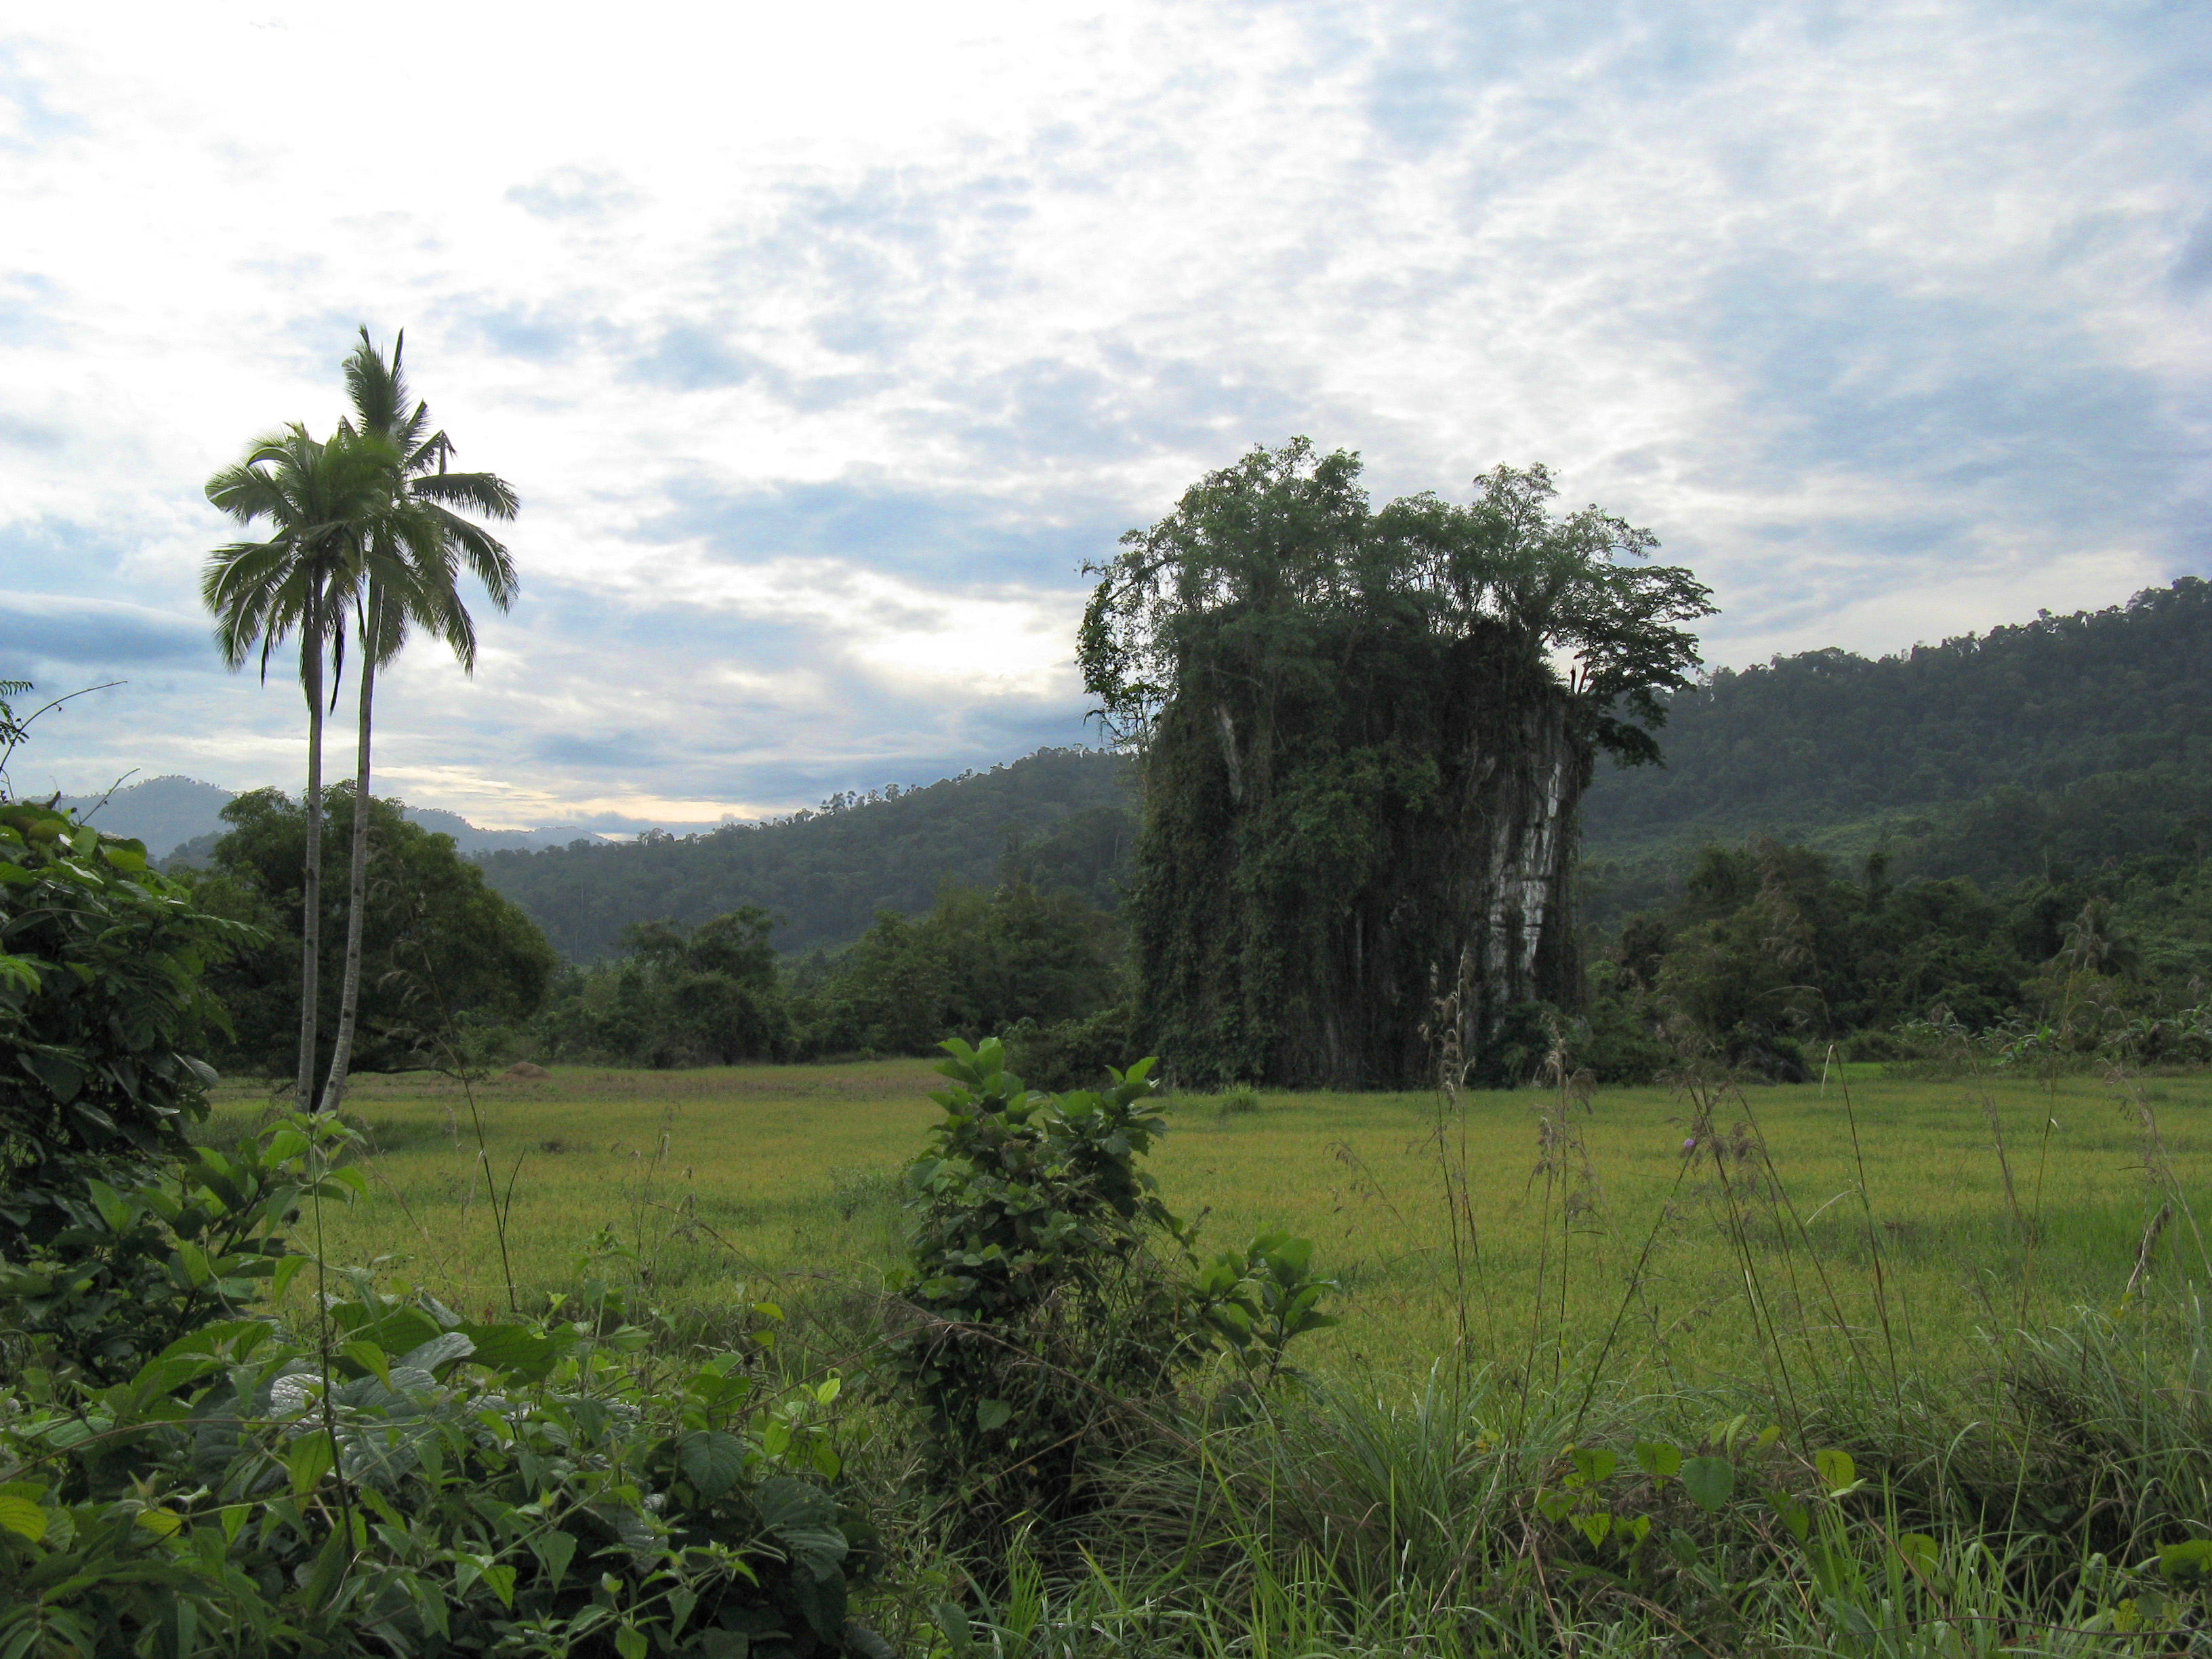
top-left (317, 328), bottom-right (519, 1115)
top-left (204, 424), bottom-right (403, 1112)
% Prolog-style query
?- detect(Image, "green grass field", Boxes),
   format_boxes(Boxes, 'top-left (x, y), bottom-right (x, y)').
top-left (205, 1059), bottom-right (2212, 1392)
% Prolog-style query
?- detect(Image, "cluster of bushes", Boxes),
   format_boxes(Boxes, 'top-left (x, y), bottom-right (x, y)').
top-left (535, 879), bottom-right (1124, 1071)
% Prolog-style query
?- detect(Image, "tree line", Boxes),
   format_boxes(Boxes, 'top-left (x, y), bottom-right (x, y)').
top-left (1579, 832), bottom-right (2212, 1083)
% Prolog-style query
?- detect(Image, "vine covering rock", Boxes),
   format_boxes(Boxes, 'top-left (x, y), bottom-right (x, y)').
top-left (1080, 441), bottom-right (1713, 1086)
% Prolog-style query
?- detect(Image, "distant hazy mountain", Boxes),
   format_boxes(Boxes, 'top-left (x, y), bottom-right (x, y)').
top-left (398, 807), bottom-right (600, 855)
top-left (56, 775), bottom-right (233, 855)
top-left (45, 774), bottom-right (605, 863)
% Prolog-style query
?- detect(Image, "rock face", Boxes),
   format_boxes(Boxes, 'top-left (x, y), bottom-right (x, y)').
top-left (1128, 631), bottom-right (1591, 1090)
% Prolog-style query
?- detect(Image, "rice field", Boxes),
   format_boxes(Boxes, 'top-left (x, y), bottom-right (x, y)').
top-left (204, 1059), bottom-right (2212, 1386)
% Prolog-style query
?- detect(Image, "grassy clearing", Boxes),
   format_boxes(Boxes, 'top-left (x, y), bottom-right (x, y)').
top-left (182, 1057), bottom-right (2212, 1653)
top-left (207, 1058), bottom-right (2212, 1387)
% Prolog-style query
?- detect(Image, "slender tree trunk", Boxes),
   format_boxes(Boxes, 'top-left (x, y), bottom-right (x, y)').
top-left (321, 588), bottom-right (378, 1116)
top-left (298, 602), bottom-right (326, 1115)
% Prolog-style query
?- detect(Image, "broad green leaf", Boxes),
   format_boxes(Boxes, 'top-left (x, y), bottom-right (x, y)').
top-left (343, 1342), bottom-right (394, 1387)
top-left (2159, 1538), bottom-right (2212, 1584)
top-left (678, 1430), bottom-right (748, 1498)
top-left (1896, 1532), bottom-right (1940, 1570)
top-left (1569, 1445), bottom-right (1617, 1486)
top-left (398, 1332), bottom-right (475, 1376)
top-left (933, 1603), bottom-right (972, 1659)
top-left (1815, 1447), bottom-right (1858, 1495)
top-left (0, 1496), bottom-right (46, 1542)
top-left (99, 841), bottom-right (148, 872)
top-left (1679, 1456), bottom-right (1735, 1514)
top-left (530, 1530), bottom-right (577, 1588)
top-left (83, 1179), bottom-right (131, 1233)
top-left (1574, 1511), bottom-right (1613, 1547)
top-left (1767, 1490), bottom-right (1809, 1544)
top-left (1633, 1440), bottom-right (1681, 1480)
top-left (461, 1322), bottom-right (565, 1384)
top-left (756, 1476), bottom-right (846, 1580)
top-left (287, 1431), bottom-right (335, 1497)
top-left (975, 1398), bottom-right (1012, 1432)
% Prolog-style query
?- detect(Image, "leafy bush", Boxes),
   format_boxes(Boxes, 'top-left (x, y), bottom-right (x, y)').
top-left (0, 798), bottom-right (253, 1250)
top-left (184, 787), bottom-right (557, 1081)
top-left (787, 881), bottom-right (1122, 1063)
top-left (0, 1118), bottom-right (888, 1659)
top-left (1212, 1083), bottom-right (1261, 1117)
top-left (888, 1039), bottom-right (1330, 1542)
top-left (540, 908), bottom-right (790, 1067)
top-left (0, 1116), bottom-right (356, 1387)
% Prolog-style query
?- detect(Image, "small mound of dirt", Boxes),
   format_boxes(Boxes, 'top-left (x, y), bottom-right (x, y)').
top-left (502, 1061), bottom-right (552, 1080)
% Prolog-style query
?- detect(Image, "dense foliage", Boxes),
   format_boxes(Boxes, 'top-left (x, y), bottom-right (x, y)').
top-left (185, 788), bottom-right (558, 1083)
top-left (539, 878), bottom-right (1122, 1066)
top-left (1582, 575), bottom-right (2212, 860)
top-left (1082, 441), bottom-right (1712, 1088)
top-left (1582, 836), bottom-right (2212, 1081)
top-left (481, 748), bottom-right (1134, 960)
top-left (889, 1040), bottom-right (1332, 1542)
top-left (0, 798), bottom-right (251, 1251)
top-left (0, 1118), bottom-right (888, 1658)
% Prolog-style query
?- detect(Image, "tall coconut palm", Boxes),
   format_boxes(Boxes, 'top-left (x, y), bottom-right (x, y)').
top-left (204, 424), bottom-right (404, 1112)
top-left (317, 328), bottom-right (519, 1115)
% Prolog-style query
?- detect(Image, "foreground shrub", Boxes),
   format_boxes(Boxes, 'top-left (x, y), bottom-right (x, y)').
top-left (0, 798), bottom-right (254, 1250)
top-left (0, 1118), bottom-right (888, 1658)
top-left (888, 1039), bottom-right (1330, 1545)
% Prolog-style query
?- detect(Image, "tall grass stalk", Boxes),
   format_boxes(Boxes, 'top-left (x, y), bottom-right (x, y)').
top-left (1831, 1057), bottom-right (1904, 1399)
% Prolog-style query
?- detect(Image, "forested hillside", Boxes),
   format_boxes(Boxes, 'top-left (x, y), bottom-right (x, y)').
top-left (486, 582), bottom-right (2210, 964)
top-left (1582, 577), bottom-right (2212, 859)
top-left (480, 745), bottom-right (1134, 958)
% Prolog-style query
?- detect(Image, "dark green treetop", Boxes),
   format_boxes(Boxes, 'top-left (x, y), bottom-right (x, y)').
top-left (1079, 438), bottom-right (1715, 764)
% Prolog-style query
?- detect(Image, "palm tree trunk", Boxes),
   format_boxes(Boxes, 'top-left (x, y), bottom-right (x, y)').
top-left (321, 588), bottom-right (378, 1116)
top-left (298, 602), bottom-right (326, 1115)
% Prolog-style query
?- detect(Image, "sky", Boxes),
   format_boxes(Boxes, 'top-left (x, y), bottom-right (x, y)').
top-left (3, 2), bottom-right (2208, 829)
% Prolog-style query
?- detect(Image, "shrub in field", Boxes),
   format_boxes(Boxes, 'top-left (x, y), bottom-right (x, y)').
top-left (998, 1002), bottom-right (1132, 1092)
top-left (890, 1038), bottom-right (1330, 1540)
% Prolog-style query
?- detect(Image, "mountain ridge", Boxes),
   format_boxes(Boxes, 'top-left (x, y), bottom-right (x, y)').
top-left (43, 774), bottom-right (613, 862)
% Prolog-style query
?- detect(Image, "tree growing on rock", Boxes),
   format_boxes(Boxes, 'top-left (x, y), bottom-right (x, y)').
top-left (1080, 439), bottom-right (1713, 1086)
